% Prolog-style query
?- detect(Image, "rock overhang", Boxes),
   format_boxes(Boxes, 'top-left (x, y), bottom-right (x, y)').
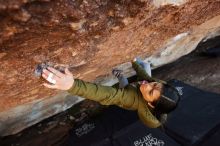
top-left (1, 0), bottom-right (220, 136)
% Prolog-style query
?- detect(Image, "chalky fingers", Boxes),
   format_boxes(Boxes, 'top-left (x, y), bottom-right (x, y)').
top-left (47, 67), bottom-right (64, 78)
top-left (42, 69), bottom-right (59, 84)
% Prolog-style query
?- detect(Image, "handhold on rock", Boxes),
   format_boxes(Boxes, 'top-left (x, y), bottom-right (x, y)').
top-left (34, 62), bottom-right (68, 77)
top-left (34, 62), bottom-right (50, 77)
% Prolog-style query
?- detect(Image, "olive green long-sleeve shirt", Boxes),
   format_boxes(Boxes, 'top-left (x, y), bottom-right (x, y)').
top-left (67, 79), bottom-right (161, 128)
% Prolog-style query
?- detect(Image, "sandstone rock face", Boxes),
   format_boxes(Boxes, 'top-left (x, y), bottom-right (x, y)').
top-left (152, 0), bottom-right (188, 7)
top-left (1, 0), bottom-right (220, 136)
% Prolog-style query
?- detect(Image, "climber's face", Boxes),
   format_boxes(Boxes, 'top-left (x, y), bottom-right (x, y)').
top-left (140, 82), bottom-right (163, 107)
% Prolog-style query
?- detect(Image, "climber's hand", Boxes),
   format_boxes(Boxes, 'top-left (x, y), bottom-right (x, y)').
top-left (42, 67), bottom-right (74, 90)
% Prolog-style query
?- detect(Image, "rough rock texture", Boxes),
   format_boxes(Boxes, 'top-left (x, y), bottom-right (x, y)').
top-left (1, 0), bottom-right (220, 135)
top-left (152, 0), bottom-right (188, 7)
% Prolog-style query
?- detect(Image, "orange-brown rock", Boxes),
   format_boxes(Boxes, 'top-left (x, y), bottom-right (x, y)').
top-left (1, 0), bottom-right (220, 135)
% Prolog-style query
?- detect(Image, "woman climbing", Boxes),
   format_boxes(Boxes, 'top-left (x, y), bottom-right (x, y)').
top-left (41, 58), bottom-right (180, 128)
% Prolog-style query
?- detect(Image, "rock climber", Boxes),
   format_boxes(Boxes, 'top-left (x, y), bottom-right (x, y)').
top-left (41, 58), bottom-right (180, 128)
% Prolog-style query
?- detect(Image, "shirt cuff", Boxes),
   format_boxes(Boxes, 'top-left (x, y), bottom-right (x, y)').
top-left (67, 79), bottom-right (81, 94)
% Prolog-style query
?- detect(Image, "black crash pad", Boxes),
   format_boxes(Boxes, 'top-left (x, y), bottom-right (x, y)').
top-left (64, 106), bottom-right (138, 146)
top-left (164, 80), bottom-right (220, 145)
top-left (199, 126), bottom-right (220, 146)
top-left (113, 121), bottom-right (180, 146)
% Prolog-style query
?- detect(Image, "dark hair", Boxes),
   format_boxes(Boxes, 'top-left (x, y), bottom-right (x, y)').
top-left (153, 84), bottom-right (180, 123)
top-left (153, 83), bottom-right (180, 124)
